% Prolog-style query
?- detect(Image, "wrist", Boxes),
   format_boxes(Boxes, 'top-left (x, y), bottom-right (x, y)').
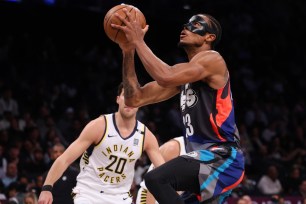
top-left (134, 40), bottom-right (143, 48)
top-left (41, 185), bottom-right (53, 192)
top-left (123, 49), bottom-right (135, 56)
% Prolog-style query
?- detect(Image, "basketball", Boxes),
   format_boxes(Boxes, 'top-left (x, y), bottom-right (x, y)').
top-left (103, 4), bottom-right (146, 44)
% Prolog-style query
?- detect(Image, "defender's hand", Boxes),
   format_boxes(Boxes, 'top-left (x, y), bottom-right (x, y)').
top-left (38, 191), bottom-right (53, 204)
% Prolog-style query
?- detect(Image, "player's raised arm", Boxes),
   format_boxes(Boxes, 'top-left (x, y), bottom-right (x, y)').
top-left (120, 40), bottom-right (179, 108)
top-left (113, 10), bottom-right (226, 89)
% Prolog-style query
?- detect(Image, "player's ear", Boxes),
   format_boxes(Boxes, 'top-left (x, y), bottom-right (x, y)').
top-left (206, 33), bottom-right (216, 43)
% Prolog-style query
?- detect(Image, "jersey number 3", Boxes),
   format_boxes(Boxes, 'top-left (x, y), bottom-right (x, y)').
top-left (183, 113), bottom-right (194, 137)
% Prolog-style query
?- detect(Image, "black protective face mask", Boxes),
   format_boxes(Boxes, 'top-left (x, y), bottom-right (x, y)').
top-left (183, 15), bottom-right (209, 36)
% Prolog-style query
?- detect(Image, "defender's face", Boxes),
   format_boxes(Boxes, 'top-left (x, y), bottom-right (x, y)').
top-left (117, 91), bottom-right (138, 119)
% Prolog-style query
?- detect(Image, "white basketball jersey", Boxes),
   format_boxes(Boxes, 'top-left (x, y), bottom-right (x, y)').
top-left (76, 113), bottom-right (145, 194)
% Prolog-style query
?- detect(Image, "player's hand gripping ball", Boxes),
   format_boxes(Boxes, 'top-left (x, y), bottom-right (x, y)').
top-left (103, 4), bottom-right (146, 44)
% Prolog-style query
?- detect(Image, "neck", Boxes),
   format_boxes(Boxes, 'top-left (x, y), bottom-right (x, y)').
top-left (115, 112), bottom-right (136, 130)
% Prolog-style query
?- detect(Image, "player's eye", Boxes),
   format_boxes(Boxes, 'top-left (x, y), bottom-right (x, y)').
top-left (192, 22), bottom-right (201, 27)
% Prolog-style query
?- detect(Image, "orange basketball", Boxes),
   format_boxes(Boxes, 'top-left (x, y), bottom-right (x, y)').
top-left (103, 4), bottom-right (146, 44)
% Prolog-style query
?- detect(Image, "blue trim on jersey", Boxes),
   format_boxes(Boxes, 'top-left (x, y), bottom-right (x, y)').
top-left (214, 150), bottom-right (244, 196)
top-left (220, 108), bottom-right (236, 139)
top-left (199, 150), bottom-right (215, 162)
top-left (219, 190), bottom-right (232, 204)
top-left (200, 148), bottom-right (237, 191)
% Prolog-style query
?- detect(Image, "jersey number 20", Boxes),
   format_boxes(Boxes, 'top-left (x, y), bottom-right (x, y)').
top-left (106, 155), bottom-right (127, 174)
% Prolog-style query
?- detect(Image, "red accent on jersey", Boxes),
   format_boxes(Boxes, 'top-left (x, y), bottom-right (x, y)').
top-left (215, 84), bottom-right (232, 128)
top-left (221, 171), bottom-right (245, 193)
top-left (210, 113), bottom-right (226, 141)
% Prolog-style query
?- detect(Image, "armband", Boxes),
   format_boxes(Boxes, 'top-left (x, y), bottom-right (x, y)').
top-left (41, 185), bottom-right (53, 192)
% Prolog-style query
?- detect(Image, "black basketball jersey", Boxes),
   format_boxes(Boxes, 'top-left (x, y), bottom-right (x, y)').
top-left (180, 78), bottom-right (240, 152)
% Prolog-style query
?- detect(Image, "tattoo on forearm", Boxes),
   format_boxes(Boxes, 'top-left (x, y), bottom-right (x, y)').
top-left (123, 81), bottom-right (134, 98)
top-left (122, 53), bottom-right (139, 98)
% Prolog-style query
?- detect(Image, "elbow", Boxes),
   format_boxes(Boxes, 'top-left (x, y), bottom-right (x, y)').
top-left (124, 87), bottom-right (143, 107)
top-left (125, 96), bottom-right (142, 108)
top-left (52, 156), bottom-right (69, 171)
top-left (125, 99), bottom-right (138, 107)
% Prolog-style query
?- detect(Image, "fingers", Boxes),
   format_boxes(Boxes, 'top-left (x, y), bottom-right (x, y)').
top-left (113, 8), bottom-right (139, 27)
top-left (110, 23), bottom-right (123, 30)
top-left (124, 8), bottom-right (133, 22)
top-left (135, 11), bottom-right (139, 23)
top-left (110, 8), bottom-right (148, 43)
top-left (111, 9), bottom-right (131, 30)
top-left (114, 13), bottom-right (129, 27)
top-left (143, 25), bottom-right (149, 34)
top-left (38, 192), bottom-right (53, 204)
top-left (115, 8), bottom-right (133, 25)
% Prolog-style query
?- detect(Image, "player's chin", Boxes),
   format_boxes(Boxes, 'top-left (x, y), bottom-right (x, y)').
top-left (124, 106), bottom-right (135, 111)
top-left (122, 111), bottom-right (136, 119)
top-left (124, 108), bottom-right (138, 115)
top-left (177, 40), bottom-right (187, 48)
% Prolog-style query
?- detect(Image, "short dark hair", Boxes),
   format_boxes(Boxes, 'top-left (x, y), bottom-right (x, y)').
top-left (202, 14), bottom-right (222, 49)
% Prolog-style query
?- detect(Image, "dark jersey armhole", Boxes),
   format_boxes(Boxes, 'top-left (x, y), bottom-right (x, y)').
top-left (141, 126), bottom-right (146, 154)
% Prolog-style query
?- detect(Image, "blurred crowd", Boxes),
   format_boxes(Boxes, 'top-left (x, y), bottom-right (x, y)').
top-left (0, 0), bottom-right (306, 203)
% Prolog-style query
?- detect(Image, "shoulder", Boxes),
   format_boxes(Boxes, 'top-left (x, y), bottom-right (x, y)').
top-left (87, 115), bottom-right (105, 125)
top-left (190, 50), bottom-right (226, 72)
top-left (79, 115), bottom-right (107, 144)
top-left (143, 127), bottom-right (159, 148)
top-left (143, 126), bottom-right (153, 139)
top-left (191, 50), bottom-right (223, 62)
top-left (196, 50), bottom-right (227, 75)
top-left (83, 115), bottom-right (106, 133)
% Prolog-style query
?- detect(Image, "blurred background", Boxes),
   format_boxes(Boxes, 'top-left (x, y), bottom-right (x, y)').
top-left (0, 0), bottom-right (305, 203)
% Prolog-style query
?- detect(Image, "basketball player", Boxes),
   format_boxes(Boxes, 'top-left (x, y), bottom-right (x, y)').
top-left (38, 83), bottom-right (165, 204)
top-left (112, 11), bottom-right (245, 204)
top-left (136, 136), bottom-right (200, 204)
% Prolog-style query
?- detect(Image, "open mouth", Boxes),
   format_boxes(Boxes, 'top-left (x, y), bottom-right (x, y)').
top-left (180, 31), bottom-right (187, 38)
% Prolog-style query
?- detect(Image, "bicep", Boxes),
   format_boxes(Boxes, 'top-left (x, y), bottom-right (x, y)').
top-left (167, 62), bottom-right (208, 86)
top-left (60, 138), bottom-right (92, 165)
top-left (160, 52), bottom-right (225, 87)
top-left (170, 62), bottom-right (208, 83)
top-left (144, 130), bottom-right (165, 168)
top-left (60, 119), bottom-right (103, 164)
